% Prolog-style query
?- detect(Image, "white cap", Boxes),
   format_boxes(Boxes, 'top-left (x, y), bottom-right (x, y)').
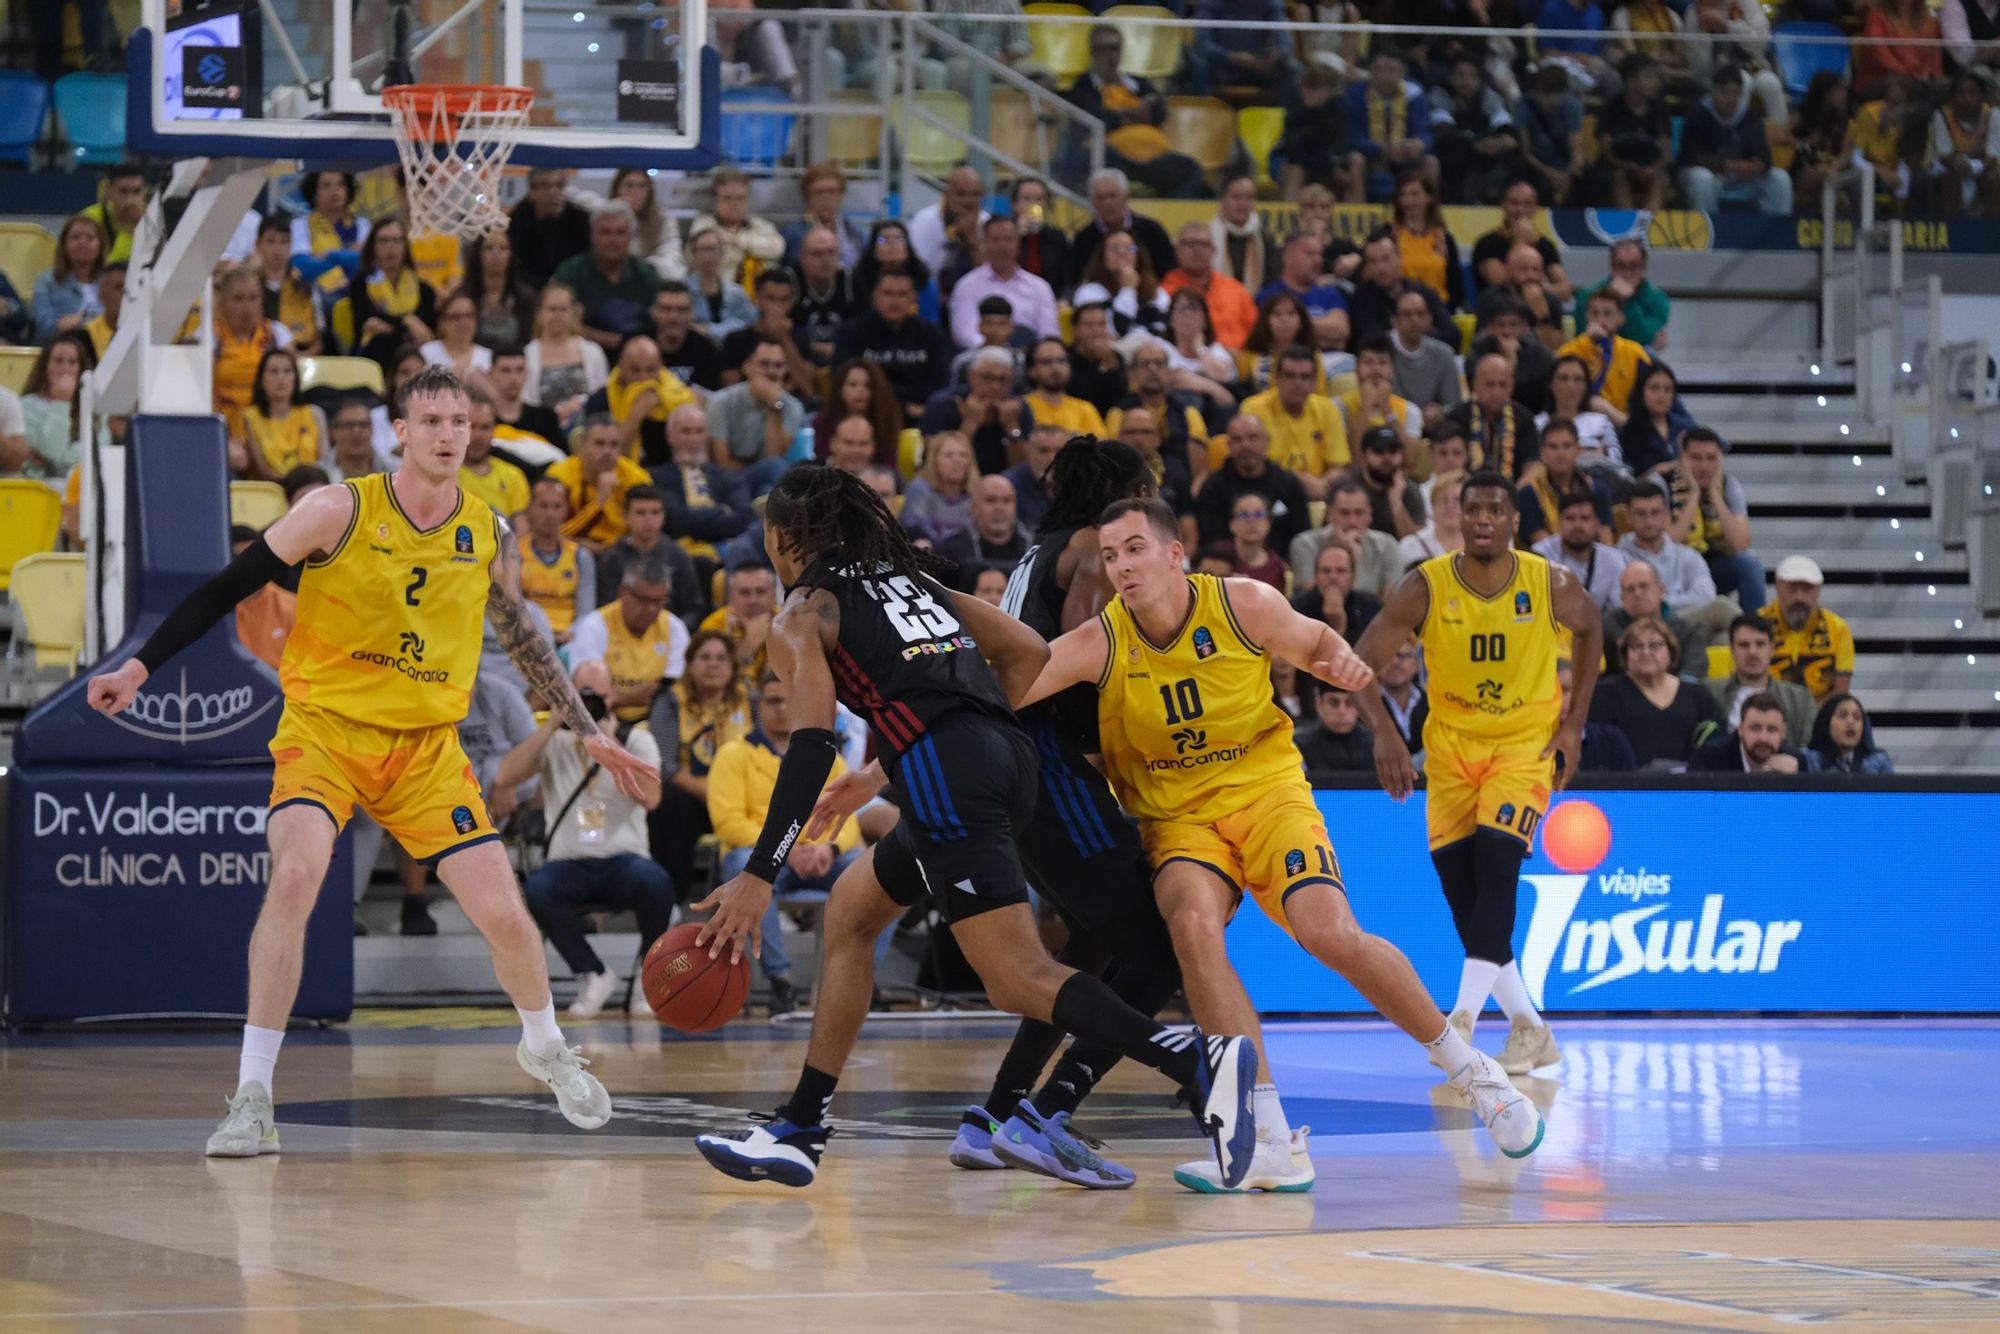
top-left (1774, 554), bottom-right (1824, 585)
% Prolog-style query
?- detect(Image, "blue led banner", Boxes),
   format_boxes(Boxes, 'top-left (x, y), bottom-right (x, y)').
top-left (1231, 791), bottom-right (2000, 1014)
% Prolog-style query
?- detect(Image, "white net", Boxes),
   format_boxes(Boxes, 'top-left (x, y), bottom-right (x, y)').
top-left (382, 84), bottom-right (535, 241)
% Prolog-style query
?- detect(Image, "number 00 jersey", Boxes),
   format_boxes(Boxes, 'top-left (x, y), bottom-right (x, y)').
top-left (1096, 574), bottom-right (1304, 824)
top-left (279, 473), bottom-right (498, 730)
top-left (1415, 550), bottom-right (1563, 745)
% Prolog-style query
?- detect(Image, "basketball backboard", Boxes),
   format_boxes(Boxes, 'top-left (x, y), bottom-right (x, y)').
top-left (128, 0), bottom-right (719, 170)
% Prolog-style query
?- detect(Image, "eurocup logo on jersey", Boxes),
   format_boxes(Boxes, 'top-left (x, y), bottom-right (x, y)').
top-left (1517, 800), bottom-right (1805, 1007)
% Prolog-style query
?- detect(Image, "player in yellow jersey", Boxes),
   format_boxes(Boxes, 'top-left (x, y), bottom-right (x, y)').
top-left (1353, 471), bottom-right (1602, 1076)
top-left (1023, 496), bottom-right (1547, 1191)
top-left (88, 366), bottom-right (657, 1157)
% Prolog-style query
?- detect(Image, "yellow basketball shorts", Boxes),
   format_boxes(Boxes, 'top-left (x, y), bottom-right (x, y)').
top-left (268, 701), bottom-right (498, 864)
top-left (1138, 781), bottom-right (1344, 940)
top-left (1424, 724), bottom-right (1553, 851)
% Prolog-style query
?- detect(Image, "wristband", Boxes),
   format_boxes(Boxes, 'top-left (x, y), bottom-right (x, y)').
top-left (743, 727), bottom-right (839, 882)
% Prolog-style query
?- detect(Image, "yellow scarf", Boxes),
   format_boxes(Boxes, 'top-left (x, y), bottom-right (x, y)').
top-left (1368, 89), bottom-right (1408, 150)
top-left (273, 271), bottom-right (318, 346)
top-left (306, 211), bottom-right (362, 256)
top-left (366, 267), bottom-right (421, 319)
top-left (674, 684), bottom-right (754, 775)
top-left (1467, 403), bottom-right (1519, 477)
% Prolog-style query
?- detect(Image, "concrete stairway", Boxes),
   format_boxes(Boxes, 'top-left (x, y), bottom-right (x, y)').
top-left (1672, 359), bottom-right (1998, 771)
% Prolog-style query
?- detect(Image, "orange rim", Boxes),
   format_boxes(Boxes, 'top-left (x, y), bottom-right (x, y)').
top-left (381, 83), bottom-right (535, 141)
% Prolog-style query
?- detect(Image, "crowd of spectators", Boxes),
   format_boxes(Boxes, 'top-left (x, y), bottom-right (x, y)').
top-left (5, 0), bottom-right (1933, 996)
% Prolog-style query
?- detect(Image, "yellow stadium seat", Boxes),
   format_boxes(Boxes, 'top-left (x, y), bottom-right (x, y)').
top-left (1164, 96), bottom-right (1237, 178)
top-left (986, 88), bottom-right (1043, 174)
top-left (1106, 5), bottom-right (1184, 81)
top-left (894, 91), bottom-right (971, 176)
top-left (10, 551), bottom-right (86, 671)
top-left (1308, 500), bottom-right (1326, 529)
top-left (1237, 105), bottom-right (1285, 193)
top-left (1766, 118), bottom-right (1795, 170)
top-left (0, 345), bottom-right (37, 396)
top-left (898, 428), bottom-right (925, 481)
top-left (0, 479), bottom-right (62, 592)
top-left (0, 222), bottom-right (55, 305)
top-left (299, 355), bottom-right (386, 396)
top-left (1578, 112), bottom-right (1598, 166)
top-left (230, 480), bottom-right (288, 531)
top-left (1025, 3), bottom-right (1093, 83)
top-left (1705, 643), bottom-right (1732, 680)
top-left (825, 89), bottom-right (884, 167)
top-left (1452, 311), bottom-right (1477, 353)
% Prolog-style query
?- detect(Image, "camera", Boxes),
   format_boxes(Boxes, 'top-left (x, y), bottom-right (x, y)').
top-left (578, 688), bottom-right (608, 722)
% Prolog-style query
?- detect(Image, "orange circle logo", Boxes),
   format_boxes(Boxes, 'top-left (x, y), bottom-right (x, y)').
top-left (1542, 799), bottom-right (1611, 873)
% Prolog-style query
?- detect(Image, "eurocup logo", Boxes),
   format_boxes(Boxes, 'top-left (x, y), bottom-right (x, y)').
top-left (198, 53), bottom-right (228, 86)
top-left (1519, 800), bottom-right (1803, 1007)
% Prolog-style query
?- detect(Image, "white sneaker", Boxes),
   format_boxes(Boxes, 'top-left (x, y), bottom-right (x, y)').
top-left (628, 979), bottom-right (657, 1019)
top-left (1173, 1127), bottom-right (1315, 1194)
top-left (1496, 1018), bottom-right (1560, 1075)
top-left (205, 1082), bottom-right (279, 1158)
top-left (1449, 1049), bottom-right (1545, 1159)
top-left (1448, 1009), bottom-right (1475, 1045)
top-left (516, 1040), bottom-right (612, 1129)
top-left (566, 969), bottom-right (619, 1019)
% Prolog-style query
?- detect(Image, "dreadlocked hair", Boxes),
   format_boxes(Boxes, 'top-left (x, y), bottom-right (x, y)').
top-left (765, 462), bottom-right (941, 582)
top-left (1037, 435), bottom-right (1152, 536)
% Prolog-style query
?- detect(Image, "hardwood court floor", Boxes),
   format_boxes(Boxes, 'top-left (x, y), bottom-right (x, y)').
top-left (1, 1015), bottom-right (1995, 1331)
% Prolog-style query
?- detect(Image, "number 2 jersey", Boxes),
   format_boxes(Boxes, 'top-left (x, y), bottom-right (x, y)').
top-left (279, 473), bottom-right (499, 730)
top-left (790, 557), bottom-right (1016, 773)
top-left (1414, 549), bottom-right (1562, 746)
top-left (1096, 574), bottom-right (1304, 824)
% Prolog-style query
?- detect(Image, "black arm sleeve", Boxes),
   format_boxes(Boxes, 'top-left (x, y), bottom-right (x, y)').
top-left (743, 727), bottom-right (839, 883)
top-left (134, 535), bottom-right (294, 673)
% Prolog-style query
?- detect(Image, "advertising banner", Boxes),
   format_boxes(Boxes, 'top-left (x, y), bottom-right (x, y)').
top-left (6, 767), bottom-right (352, 1023)
top-left (1230, 790), bottom-right (2000, 1013)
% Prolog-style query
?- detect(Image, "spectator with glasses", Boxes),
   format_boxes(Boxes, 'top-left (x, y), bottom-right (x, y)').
top-left (1162, 222), bottom-right (1259, 353)
top-left (1062, 25), bottom-right (1210, 200)
top-left (1222, 492), bottom-right (1288, 590)
top-left (1107, 343), bottom-right (1215, 473)
top-left (1576, 238), bottom-right (1670, 351)
top-left (1590, 617), bottom-right (1725, 767)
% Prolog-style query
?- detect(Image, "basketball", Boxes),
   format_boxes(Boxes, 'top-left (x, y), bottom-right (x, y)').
top-left (641, 924), bottom-right (750, 1032)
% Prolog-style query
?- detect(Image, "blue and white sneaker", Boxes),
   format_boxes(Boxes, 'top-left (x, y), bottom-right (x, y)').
top-left (989, 1100), bottom-right (1135, 1190)
top-left (948, 1106), bottom-right (1008, 1170)
top-left (1182, 1030), bottom-right (1259, 1189)
top-left (694, 1112), bottom-right (829, 1187)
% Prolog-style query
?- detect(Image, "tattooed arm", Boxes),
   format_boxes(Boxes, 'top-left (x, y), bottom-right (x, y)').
top-left (488, 524), bottom-right (659, 802)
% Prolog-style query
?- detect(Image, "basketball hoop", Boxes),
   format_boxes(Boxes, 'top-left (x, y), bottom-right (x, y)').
top-left (382, 83), bottom-right (535, 240)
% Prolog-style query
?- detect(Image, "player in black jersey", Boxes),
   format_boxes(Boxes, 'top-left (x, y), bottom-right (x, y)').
top-left (691, 464), bottom-right (1259, 1191)
top-left (812, 438), bottom-right (1180, 1189)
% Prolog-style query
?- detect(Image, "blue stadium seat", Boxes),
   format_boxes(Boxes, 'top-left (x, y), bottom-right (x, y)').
top-left (1773, 22), bottom-right (1849, 102)
top-left (719, 86), bottom-right (795, 169)
top-left (54, 72), bottom-right (127, 166)
top-left (0, 71), bottom-right (50, 166)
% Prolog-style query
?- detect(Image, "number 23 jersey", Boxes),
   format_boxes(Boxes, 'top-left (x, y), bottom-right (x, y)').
top-left (279, 473), bottom-right (498, 730)
top-left (1096, 574), bottom-right (1303, 824)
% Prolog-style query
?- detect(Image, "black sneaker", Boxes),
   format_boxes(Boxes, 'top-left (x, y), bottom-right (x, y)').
top-left (768, 977), bottom-right (798, 1017)
top-left (400, 898), bottom-right (438, 937)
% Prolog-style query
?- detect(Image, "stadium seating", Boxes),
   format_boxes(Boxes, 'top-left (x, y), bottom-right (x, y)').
top-left (299, 355), bottom-right (386, 397)
top-left (1236, 105), bottom-right (1285, 194)
top-left (52, 71), bottom-right (126, 166)
top-left (8, 551), bottom-right (85, 672)
top-left (1165, 96), bottom-right (1238, 181)
top-left (1106, 5), bottom-right (1185, 82)
top-left (1773, 22), bottom-right (1848, 102)
top-left (0, 481), bottom-right (62, 594)
top-left (823, 90), bottom-right (884, 167)
top-left (0, 222), bottom-right (56, 300)
top-left (894, 91), bottom-right (972, 176)
top-left (1025, 3), bottom-right (1093, 83)
top-left (985, 88), bottom-right (1042, 173)
top-left (0, 71), bottom-right (49, 166)
top-left (229, 481), bottom-right (288, 532)
top-left (0, 346), bottom-right (38, 397)
top-left (719, 86), bottom-right (796, 169)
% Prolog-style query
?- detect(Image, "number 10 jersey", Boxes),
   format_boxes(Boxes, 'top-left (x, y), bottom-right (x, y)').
top-left (280, 473), bottom-right (498, 730)
top-left (1095, 574), bottom-right (1304, 824)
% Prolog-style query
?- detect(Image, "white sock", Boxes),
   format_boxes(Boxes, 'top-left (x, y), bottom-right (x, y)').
top-left (238, 1024), bottom-right (285, 1099)
top-left (1490, 963), bottom-right (1544, 1026)
top-left (516, 1002), bottom-right (565, 1057)
top-left (1252, 1084), bottom-right (1292, 1144)
top-left (1425, 1023), bottom-right (1478, 1079)
top-left (1453, 958), bottom-right (1501, 1018)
